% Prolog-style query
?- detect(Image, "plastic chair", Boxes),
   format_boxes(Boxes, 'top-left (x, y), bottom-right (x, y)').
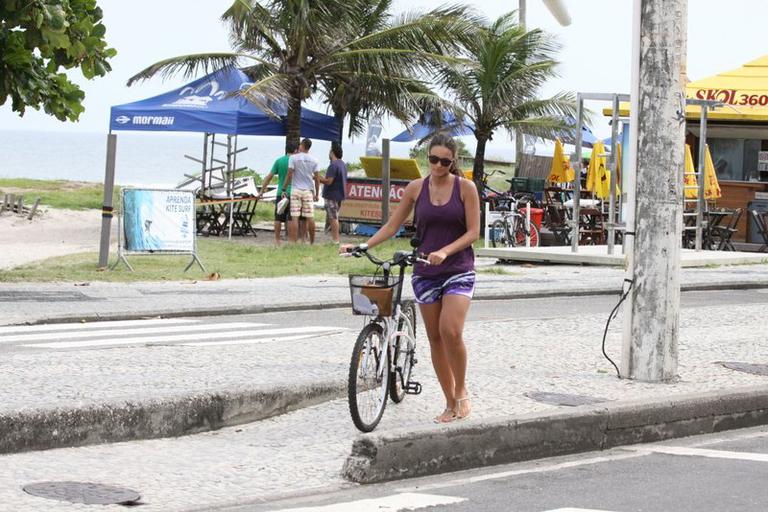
top-left (751, 210), bottom-right (768, 253)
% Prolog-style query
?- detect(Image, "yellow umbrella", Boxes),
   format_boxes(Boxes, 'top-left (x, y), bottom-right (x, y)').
top-left (683, 144), bottom-right (698, 199)
top-left (704, 144), bottom-right (722, 200)
top-left (586, 141), bottom-right (612, 199)
top-left (548, 138), bottom-right (575, 183)
top-left (683, 144), bottom-right (722, 200)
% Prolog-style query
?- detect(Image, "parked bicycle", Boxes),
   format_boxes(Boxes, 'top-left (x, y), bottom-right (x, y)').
top-left (487, 194), bottom-right (540, 248)
top-left (341, 238), bottom-right (428, 432)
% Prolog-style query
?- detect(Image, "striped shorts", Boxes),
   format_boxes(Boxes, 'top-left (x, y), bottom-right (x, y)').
top-left (290, 189), bottom-right (314, 218)
top-left (411, 271), bottom-right (476, 305)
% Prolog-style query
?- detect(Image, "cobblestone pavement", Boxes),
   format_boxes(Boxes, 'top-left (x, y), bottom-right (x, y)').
top-left (1, 262), bottom-right (767, 325)
top-left (1, 300), bottom-right (767, 511)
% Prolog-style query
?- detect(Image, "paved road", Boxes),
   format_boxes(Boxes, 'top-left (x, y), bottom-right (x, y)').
top-left (3, 288), bottom-right (768, 353)
top-left (236, 426), bottom-right (768, 512)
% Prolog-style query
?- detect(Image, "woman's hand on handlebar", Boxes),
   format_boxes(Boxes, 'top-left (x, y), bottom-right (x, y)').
top-left (339, 244), bottom-right (356, 255)
top-left (426, 250), bottom-right (448, 266)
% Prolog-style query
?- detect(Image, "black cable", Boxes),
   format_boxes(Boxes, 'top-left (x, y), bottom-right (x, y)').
top-left (601, 278), bottom-right (634, 378)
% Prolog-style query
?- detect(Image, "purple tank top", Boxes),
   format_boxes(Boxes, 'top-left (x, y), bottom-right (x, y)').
top-left (414, 175), bottom-right (474, 277)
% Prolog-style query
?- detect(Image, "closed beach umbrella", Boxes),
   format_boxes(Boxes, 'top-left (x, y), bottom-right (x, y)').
top-left (704, 144), bottom-right (722, 200)
top-left (548, 138), bottom-right (575, 183)
top-left (586, 141), bottom-right (612, 198)
top-left (683, 144), bottom-right (698, 199)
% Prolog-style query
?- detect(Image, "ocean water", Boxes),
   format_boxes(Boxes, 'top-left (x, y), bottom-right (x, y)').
top-left (0, 129), bottom-right (520, 187)
top-left (0, 130), bottom-right (412, 187)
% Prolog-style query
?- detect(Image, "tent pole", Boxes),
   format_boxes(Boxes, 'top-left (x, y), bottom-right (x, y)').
top-left (98, 133), bottom-right (118, 268)
top-left (570, 93), bottom-right (583, 253)
top-left (228, 135), bottom-right (235, 240)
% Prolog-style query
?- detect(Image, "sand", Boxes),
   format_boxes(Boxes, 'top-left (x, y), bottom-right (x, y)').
top-left (0, 208), bottom-right (113, 270)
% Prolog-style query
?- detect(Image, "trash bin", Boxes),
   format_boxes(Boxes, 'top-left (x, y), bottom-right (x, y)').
top-left (520, 206), bottom-right (544, 229)
top-left (748, 199), bottom-right (768, 243)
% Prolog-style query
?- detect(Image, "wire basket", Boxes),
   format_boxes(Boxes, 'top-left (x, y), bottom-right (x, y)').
top-left (348, 275), bottom-right (402, 317)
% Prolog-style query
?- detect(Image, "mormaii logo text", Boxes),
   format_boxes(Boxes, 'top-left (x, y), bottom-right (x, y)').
top-left (115, 116), bottom-right (176, 126)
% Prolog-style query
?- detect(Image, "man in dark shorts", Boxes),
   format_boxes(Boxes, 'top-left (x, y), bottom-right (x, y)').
top-left (318, 142), bottom-right (348, 243)
top-left (259, 142), bottom-right (298, 246)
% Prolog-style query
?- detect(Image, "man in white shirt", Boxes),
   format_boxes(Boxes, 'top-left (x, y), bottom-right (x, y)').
top-left (283, 138), bottom-right (320, 243)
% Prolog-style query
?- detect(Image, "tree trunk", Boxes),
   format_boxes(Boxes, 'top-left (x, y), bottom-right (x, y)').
top-left (473, 135), bottom-right (488, 234)
top-left (332, 106), bottom-right (346, 149)
top-left (284, 83), bottom-right (302, 153)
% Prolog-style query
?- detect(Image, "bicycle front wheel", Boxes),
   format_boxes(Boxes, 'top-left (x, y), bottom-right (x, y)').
top-left (490, 219), bottom-right (513, 248)
top-left (348, 323), bottom-right (389, 432)
top-left (389, 301), bottom-right (417, 403)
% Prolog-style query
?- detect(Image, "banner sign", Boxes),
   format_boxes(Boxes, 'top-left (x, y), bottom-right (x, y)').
top-left (122, 189), bottom-right (195, 252)
top-left (690, 88), bottom-right (768, 107)
top-left (338, 178), bottom-right (414, 225)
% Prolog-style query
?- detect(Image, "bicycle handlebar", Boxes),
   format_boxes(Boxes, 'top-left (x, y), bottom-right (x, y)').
top-left (341, 244), bottom-right (430, 266)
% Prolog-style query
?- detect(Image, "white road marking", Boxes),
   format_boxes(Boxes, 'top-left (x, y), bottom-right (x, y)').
top-left (396, 453), bottom-right (647, 493)
top-left (180, 333), bottom-right (330, 346)
top-left (0, 318), bottom-right (198, 335)
top-left (0, 322), bottom-right (264, 343)
top-left (692, 429), bottom-right (768, 447)
top-left (271, 492), bottom-right (466, 512)
top-left (23, 326), bottom-right (348, 349)
top-left (543, 509), bottom-right (616, 512)
top-left (627, 445), bottom-right (768, 462)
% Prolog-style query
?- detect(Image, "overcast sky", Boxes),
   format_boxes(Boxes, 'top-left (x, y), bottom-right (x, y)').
top-left (0, 0), bottom-right (763, 139)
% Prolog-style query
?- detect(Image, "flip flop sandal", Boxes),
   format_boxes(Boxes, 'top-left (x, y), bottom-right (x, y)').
top-left (434, 408), bottom-right (457, 423)
top-left (454, 397), bottom-right (471, 420)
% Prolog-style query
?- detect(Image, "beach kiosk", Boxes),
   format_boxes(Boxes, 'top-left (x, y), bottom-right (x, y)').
top-left (607, 55), bottom-right (768, 244)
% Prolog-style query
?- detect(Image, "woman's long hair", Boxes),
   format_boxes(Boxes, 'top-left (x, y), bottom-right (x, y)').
top-left (428, 133), bottom-right (462, 177)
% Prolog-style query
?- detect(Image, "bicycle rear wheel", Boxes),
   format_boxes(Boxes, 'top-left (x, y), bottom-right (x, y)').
top-left (348, 323), bottom-right (389, 432)
top-left (389, 301), bottom-right (417, 403)
top-left (515, 221), bottom-right (540, 247)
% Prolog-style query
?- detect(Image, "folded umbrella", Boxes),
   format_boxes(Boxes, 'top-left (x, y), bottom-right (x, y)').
top-left (547, 138), bottom-right (575, 183)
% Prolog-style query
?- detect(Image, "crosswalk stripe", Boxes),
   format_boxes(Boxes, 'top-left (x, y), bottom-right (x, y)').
top-left (272, 493), bottom-right (466, 512)
top-left (180, 333), bottom-right (330, 347)
top-left (543, 509), bottom-right (616, 512)
top-left (627, 445), bottom-right (768, 462)
top-left (0, 322), bottom-right (264, 343)
top-left (0, 318), bottom-right (198, 335)
top-left (23, 326), bottom-right (348, 349)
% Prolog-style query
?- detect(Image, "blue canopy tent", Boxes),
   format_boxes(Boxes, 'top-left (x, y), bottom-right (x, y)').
top-left (391, 112), bottom-right (475, 142)
top-left (98, 67), bottom-right (339, 266)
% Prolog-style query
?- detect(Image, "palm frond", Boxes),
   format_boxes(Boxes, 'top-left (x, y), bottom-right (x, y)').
top-left (126, 53), bottom-right (263, 86)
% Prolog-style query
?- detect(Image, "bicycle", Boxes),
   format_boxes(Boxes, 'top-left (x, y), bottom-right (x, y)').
top-left (341, 239), bottom-right (427, 432)
top-left (488, 194), bottom-right (540, 248)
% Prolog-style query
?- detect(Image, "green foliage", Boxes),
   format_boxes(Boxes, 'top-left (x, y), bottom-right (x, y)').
top-left (0, 178), bottom-right (118, 210)
top-left (0, 0), bottom-right (116, 121)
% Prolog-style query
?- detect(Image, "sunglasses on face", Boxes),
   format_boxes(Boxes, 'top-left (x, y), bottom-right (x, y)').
top-left (428, 155), bottom-right (454, 167)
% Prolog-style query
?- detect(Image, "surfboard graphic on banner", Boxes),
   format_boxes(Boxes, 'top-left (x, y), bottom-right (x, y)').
top-left (123, 189), bottom-right (195, 252)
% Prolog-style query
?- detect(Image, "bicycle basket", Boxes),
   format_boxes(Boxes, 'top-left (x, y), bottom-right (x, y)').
top-left (348, 275), bottom-right (402, 317)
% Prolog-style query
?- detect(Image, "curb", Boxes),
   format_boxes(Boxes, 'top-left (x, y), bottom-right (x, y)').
top-left (341, 384), bottom-right (768, 484)
top-left (0, 381), bottom-right (345, 455)
top-left (15, 280), bottom-right (768, 327)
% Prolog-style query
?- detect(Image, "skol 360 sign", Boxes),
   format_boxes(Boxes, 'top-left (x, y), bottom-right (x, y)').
top-left (692, 88), bottom-right (768, 107)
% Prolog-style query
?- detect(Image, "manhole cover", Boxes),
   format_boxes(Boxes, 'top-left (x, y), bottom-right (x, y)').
top-left (717, 362), bottom-right (768, 377)
top-left (525, 391), bottom-right (609, 407)
top-left (23, 482), bottom-right (140, 505)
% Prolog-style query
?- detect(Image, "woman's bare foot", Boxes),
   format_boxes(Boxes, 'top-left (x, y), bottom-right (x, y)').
top-left (434, 407), bottom-right (457, 423)
top-left (454, 397), bottom-right (471, 419)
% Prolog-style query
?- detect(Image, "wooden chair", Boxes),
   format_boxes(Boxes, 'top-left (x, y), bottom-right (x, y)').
top-left (709, 208), bottom-right (742, 251)
top-left (751, 210), bottom-right (768, 253)
top-left (578, 207), bottom-right (606, 245)
top-left (544, 204), bottom-right (571, 246)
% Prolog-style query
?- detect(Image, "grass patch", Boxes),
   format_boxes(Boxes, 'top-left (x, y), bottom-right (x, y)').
top-left (0, 178), bottom-right (119, 210)
top-left (0, 237), bottom-right (415, 282)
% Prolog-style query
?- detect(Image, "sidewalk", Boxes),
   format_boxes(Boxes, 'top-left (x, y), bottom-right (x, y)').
top-left (2, 262), bottom-right (768, 326)
top-left (0, 288), bottom-right (767, 510)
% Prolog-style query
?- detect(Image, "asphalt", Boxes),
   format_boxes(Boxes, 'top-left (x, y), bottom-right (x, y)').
top-left (1, 261), bottom-right (768, 485)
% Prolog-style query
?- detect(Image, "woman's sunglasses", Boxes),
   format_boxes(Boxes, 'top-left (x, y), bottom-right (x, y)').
top-left (428, 155), bottom-right (454, 167)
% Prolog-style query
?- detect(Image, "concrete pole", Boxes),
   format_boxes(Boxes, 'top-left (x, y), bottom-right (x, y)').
top-left (514, 0), bottom-right (526, 175)
top-left (382, 138), bottom-right (391, 224)
top-left (98, 134), bottom-right (118, 269)
top-left (621, 0), bottom-right (686, 382)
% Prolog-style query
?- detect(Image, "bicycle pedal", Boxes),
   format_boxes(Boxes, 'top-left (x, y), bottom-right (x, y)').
top-left (404, 381), bottom-right (422, 395)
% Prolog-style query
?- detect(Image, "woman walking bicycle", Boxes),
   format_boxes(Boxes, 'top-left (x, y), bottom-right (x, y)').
top-left (341, 134), bottom-right (479, 422)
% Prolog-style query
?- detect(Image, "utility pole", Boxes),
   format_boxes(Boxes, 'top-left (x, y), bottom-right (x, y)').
top-left (514, 0), bottom-right (526, 173)
top-left (621, 0), bottom-right (687, 382)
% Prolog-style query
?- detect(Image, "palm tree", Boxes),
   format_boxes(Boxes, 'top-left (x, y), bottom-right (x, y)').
top-left (128, 0), bottom-right (477, 152)
top-left (437, 12), bottom-right (576, 202)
